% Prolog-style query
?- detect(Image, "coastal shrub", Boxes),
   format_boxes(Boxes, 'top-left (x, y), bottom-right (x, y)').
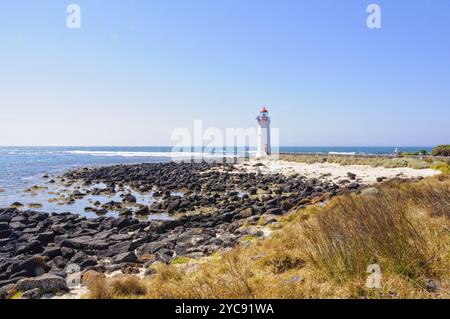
top-left (300, 177), bottom-right (450, 284)
top-left (150, 248), bottom-right (257, 299)
top-left (432, 145), bottom-right (450, 157)
top-left (410, 161), bottom-right (430, 169)
top-left (399, 175), bottom-right (450, 218)
top-left (279, 206), bottom-right (321, 225)
top-left (400, 150), bottom-right (429, 156)
top-left (300, 192), bottom-right (432, 281)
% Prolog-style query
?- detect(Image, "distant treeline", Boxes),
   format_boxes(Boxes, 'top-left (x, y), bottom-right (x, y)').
top-left (401, 145), bottom-right (450, 157)
top-left (431, 145), bottom-right (450, 157)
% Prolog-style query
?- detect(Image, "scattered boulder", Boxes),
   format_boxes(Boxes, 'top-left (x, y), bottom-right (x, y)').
top-left (267, 208), bottom-right (282, 215)
top-left (376, 176), bottom-right (387, 183)
top-left (52, 256), bottom-right (67, 269)
top-left (42, 247), bottom-right (61, 260)
top-left (426, 279), bottom-right (442, 293)
top-left (347, 172), bottom-right (357, 180)
top-left (61, 247), bottom-right (75, 260)
top-left (112, 252), bottom-right (139, 264)
top-left (135, 206), bottom-right (149, 215)
top-left (7, 256), bottom-right (47, 278)
top-left (13, 274), bottom-right (69, 294)
top-left (346, 182), bottom-right (360, 190)
top-left (21, 288), bottom-right (42, 299)
top-left (122, 194), bottom-right (137, 203)
top-left (10, 202), bottom-right (24, 208)
top-left (0, 284), bottom-right (15, 299)
top-left (16, 240), bottom-right (44, 255)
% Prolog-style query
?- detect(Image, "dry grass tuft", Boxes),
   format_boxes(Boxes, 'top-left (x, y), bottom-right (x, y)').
top-left (88, 277), bottom-right (111, 299)
top-left (297, 175), bottom-right (450, 293)
top-left (301, 190), bottom-right (432, 281)
top-left (261, 252), bottom-right (305, 274)
top-left (88, 276), bottom-right (147, 299)
top-left (109, 276), bottom-right (148, 296)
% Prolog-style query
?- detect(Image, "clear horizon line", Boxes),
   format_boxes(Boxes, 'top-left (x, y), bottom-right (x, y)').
top-left (0, 145), bottom-right (436, 148)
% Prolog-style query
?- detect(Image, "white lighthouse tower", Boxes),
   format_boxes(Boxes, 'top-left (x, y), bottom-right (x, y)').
top-left (256, 106), bottom-right (271, 158)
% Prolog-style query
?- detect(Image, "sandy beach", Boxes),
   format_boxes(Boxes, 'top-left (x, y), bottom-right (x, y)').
top-left (236, 159), bottom-right (440, 185)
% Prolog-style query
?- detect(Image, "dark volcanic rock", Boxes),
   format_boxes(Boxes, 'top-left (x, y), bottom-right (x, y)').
top-left (136, 241), bottom-right (170, 256)
top-left (14, 274), bottom-right (69, 295)
top-left (42, 247), bottom-right (61, 260)
top-left (21, 288), bottom-right (42, 299)
top-left (60, 238), bottom-right (108, 251)
top-left (70, 252), bottom-right (97, 270)
top-left (0, 229), bottom-right (13, 239)
top-left (112, 252), bottom-right (139, 264)
top-left (347, 172), bottom-right (357, 180)
top-left (60, 247), bottom-right (75, 259)
top-left (122, 194), bottom-right (137, 203)
top-left (51, 256), bottom-right (67, 269)
top-left (7, 256), bottom-right (47, 279)
top-left (346, 182), bottom-right (360, 190)
top-left (16, 240), bottom-right (44, 255)
top-left (0, 161), bottom-right (348, 292)
top-left (135, 206), bottom-right (149, 215)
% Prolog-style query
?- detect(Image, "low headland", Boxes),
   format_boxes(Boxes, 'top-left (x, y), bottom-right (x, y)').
top-left (0, 152), bottom-right (449, 299)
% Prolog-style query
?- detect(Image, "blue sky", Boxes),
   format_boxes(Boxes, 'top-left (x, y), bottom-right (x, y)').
top-left (0, 0), bottom-right (449, 146)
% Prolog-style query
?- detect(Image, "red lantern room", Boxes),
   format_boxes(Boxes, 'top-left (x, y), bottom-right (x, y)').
top-left (259, 106), bottom-right (269, 120)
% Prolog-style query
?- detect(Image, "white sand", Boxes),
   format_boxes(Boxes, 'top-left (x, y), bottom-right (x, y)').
top-left (49, 286), bottom-right (89, 299)
top-left (236, 160), bottom-right (440, 185)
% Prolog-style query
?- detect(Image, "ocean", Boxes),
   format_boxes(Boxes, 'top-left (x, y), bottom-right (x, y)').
top-left (0, 146), bottom-right (432, 215)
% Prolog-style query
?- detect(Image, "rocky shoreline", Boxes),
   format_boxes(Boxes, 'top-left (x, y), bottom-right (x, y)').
top-left (0, 161), bottom-right (354, 299)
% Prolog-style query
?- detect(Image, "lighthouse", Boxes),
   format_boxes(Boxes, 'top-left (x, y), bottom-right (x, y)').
top-left (256, 106), bottom-right (271, 158)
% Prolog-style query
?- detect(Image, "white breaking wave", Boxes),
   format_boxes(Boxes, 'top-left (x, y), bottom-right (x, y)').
top-left (65, 150), bottom-right (250, 158)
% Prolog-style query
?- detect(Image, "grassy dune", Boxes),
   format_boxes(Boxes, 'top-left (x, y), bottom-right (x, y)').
top-left (280, 154), bottom-right (450, 172)
top-left (88, 175), bottom-right (450, 299)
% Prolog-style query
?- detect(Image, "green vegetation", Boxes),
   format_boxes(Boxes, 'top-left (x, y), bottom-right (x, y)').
top-left (170, 256), bottom-right (192, 265)
top-left (88, 175), bottom-right (450, 299)
top-left (432, 145), bottom-right (450, 157)
top-left (431, 162), bottom-right (450, 174)
top-left (240, 235), bottom-right (260, 243)
top-left (400, 149), bottom-right (428, 156)
top-left (10, 291), bottom-right (23, 300)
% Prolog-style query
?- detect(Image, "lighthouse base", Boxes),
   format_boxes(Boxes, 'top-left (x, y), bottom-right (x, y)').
top-left (256, 145), bottom-right (271, 159)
